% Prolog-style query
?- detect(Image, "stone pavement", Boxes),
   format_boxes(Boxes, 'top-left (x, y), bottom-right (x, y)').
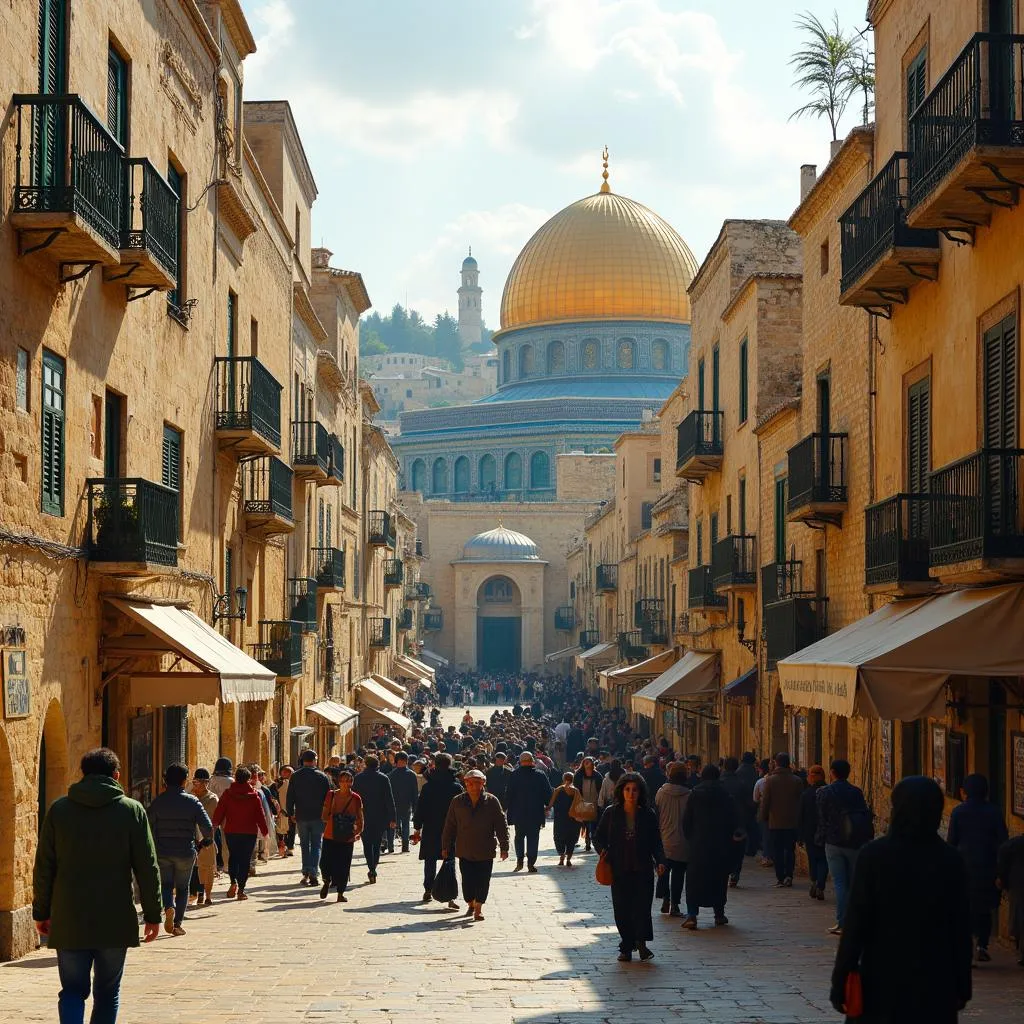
top-left (4, 829), bottom-right (1024, 1024)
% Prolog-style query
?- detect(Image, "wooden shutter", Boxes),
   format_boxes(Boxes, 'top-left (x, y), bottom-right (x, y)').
top-left (907, 47), bottom-right (927, 132)
top-left (907, 377), bottom-right (931, 492)
top-left (166, 162), bottom-right (183, 305)
top-left (326, 504), bottom-right (332, 547)
top-left (710, 512), bottom-right (719, 549)
top-left (712, 346), bottom-right (720, 412)
top-left (774, 478), bottom-right (787, 563)
top-left (162, 425), bottom-right (181, 491)
top-left (41, 350), bottom-right (65, 516)
top-left (38, 0), bottom-right (66, 94)
top-left (696, 521), bottom-right (703, 566)
top-left (984, 315), bottom-right (1017, 449)
top-left (227, 292), bottom-right (237, 359)
top-left (106, 48), bottom-right (128, 146)
top-left (739, 338), bottom-right (748, 423)
top-left (697, 358), bottom-right (705, 411)
top-left (318, 498), bottom-right (325, 549)
top-left (163, 706), bottom-right (187, 768)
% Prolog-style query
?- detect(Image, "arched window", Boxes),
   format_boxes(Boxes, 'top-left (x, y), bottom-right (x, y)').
top-left (479, 454), bottom-right (496, 492)
top-left (431, 457), bottom-right (448, 494)
top-left (410, 459), bottom-right (426, 493)
top-left (518, 345), bottom-right (534, 377)
top-left (504, 452), bottom-right (523, 490)
top-left (453, 456), bottom-right (470, 493)
top-left (501, 349), bottom-right (510, 384)
top-left (483, 577), bottom-right (514, 602)
top-left (617, 339), bottom-right (636, 369)
top-left (652, 339), bottom-right (670, 372)
top-left (582, 339), bottom-right (600, 370)
top-left (530, 450), bottom-right (550, 489)
top-left (547, 340), bottom-right (565, 374)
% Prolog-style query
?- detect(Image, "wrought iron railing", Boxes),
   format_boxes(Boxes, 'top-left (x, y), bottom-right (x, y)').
top-left (214, 356), bottom-right (282, 448)
top-left (251, 620), bottom-right (303, 677)
top-left (242, 456), bottom-right (293, 521)
top-left (369, 617), bottom-right (391, 647)
top-left (634, 598), bottom-right (664, 629)
top-left (579, 629), bottom-right (600, 648)
top-left (397, 607), bottom-right (414, 631)
top-left (405, 580), bottom-right (430, 601)
top-left (292, 420), bottom-right (330, 474)
top-left (122, 157), bottom-right (178, 276)
top-left (764, 596), bottom-right (828, 671)
top-left (555, 606), bottom-right (576, 630)
top-left (617, 630), bottom-right (648, 661)
top-left (13, 94), bottom-right (124, 249)
top-left (687, 565), bottom-right (726, 610)
top-left (368, 510), bottom-right (396, 546)
top-left (424, 609), bottom-right (443, 631)
top-left (760, 560), bottom-right (803, 608)
top-left (289, 577), bottom-right (318, 631)
top-left (865, 494), bottom-right (933, 585)
top-left (312, 546), bottom-right (345, 590)
top-left (383, 558), bottom-right (405, 587)
top-left (788, 433), bottom-right (848, 511)
top-left (676, 410), bottom-right (725, 470)
top-left (711, 534), bottom-right (757, 589)
top-left (86, 478), bottom-right (178, 566)
top-left (596, 563), bottom-right (618, 591)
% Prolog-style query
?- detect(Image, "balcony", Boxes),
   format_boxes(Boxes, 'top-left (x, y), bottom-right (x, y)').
top-left (712, 534), bottom-right (757, 592)
top-left (292, 420), bottom-right (330, 480)
top-left (908, 34), bottom-right (1024, 235)
top-left (397, 607), bottom-right (414, 632)
top-left (865, 494), bottom-right (936, 594)
top-left (251, 620), bottom-right (303, 678)
top-left (105, 158), bottom-right (178, 290)
top-left (242, 456), bottom-right (294, 535)
top-left (787, 433), bottom-right (848, 526)
top-left (289, 577), bottom-right (318, 631)
top-left (764, 595), bottom-right (828, 671)
top-left (596, 563), bottom-right (618, 592)
top-left (839, 152), bottom-right (940, 312)
top-left (383, 558), bottom-right (405, 588)
top-left (555, 606), bottom-right (576, 631)
top-left (634, 598), bottom-right (668, 644)
top-left (312, 546), bottom-right (345, 591)
top-left (405, 581), bottom-right (431, 602)
top-left (688, 565), bottom-right (727, 612)
top-left (325, 434), bottom-right (345, 486)
top-left (368, 510), bottom-right (396, 547)
top-left (11, 95), bottom-right (123, 274)
top-left (676, 410), bottom-right (724, 481)
top-left (85, 478), bottom-right (178, 575)
top-left (424, 609), bottom-right (443, 631)
top-left (214, 356), bottom-right (282, 454)
top-left (929, 448), bottom-right (1024, 581)
top-left (369, 617), bottom-right (392, 648)
top-left (579, 629), bottom-right (600, 648)
top-left (760, 560), bottom-right (804, 608)
top-left (617, 630), bottom-right (649, 661)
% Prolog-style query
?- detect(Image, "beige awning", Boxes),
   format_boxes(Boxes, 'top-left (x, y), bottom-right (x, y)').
top-left (372, 673), bottom-right (409, 698)
top-left (420, 648), bottom-right (448, 667)
top-left (357, 677), bottom-right (405, 713)
top-left (107, 598), bottom-right (277, 706)
top-left (606, 648), bottom-right (678, 681)
top-left (575, 641), bottom-right (618, 671)
top-left (631, 651), bottom-right (721, 718)
top-left (394, 653), bottom-right (435, 683)
top-left (359, 706), bottom-right (411, 735)
top-left (778, 584), bottom-right (1024, 719)
top-left (306, 700), bottom-right (358, 731)
top-left (545, 644), bottom-right (582, 663)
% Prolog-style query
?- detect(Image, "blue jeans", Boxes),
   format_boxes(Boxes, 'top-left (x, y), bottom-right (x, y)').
top-left (805, 842), bottom-right (828, 890)
top-left (396, 813), bottom-right (411, 848)
top-left (363, 829), bottom-right (383, 875)
top-left (514, 825), bottom-right (540, 865)
top-left (158, 852), bottom-right (196, 926)
top-left (297, 819), bottom-right (325, 879)
top-left (56, 948), bottom-right (127, 1024)
top-left (825, 843), bottom-right (859, 927)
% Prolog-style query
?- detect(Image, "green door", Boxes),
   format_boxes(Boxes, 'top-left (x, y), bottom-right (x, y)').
top-left (478, 617), bottom-right (521, 673)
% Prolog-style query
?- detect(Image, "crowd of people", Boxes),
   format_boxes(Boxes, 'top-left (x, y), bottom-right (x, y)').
top-left (30, 669), bottom-right (1024, 1023)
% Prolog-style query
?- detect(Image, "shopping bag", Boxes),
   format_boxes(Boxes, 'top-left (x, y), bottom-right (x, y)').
top-left (595, 851), bottom-right (613, 886)
top-left (844, 970), bottom-right (863, 1018)
top-left (431, 858), bottom-right (458, 903)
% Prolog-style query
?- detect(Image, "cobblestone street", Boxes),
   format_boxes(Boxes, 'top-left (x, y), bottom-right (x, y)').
top-left (4, 827), bottom-right (1024, 1024)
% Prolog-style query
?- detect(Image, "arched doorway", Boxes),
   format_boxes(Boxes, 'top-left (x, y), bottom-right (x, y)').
top-left (476, 575), bottom-right (522, 673)
top-left (38, 700), bottom-right (69, 830)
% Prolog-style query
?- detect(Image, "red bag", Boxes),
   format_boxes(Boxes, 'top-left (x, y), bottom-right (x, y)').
top-left (595, 851), bottom-right (613, 886)
top-left (844, 971), bottom-right (864, 1018)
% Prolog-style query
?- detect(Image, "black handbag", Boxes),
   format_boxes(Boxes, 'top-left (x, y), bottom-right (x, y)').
top-left (331, 796), bottom-right (357, 841)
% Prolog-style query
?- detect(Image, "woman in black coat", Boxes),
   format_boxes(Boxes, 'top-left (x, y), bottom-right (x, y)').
top-left (831, 776), bottom-right (972, 1024)
top-left (411, 754), bottom-right (463, 901)
top-left (593, 771), bottom-right (665, 962)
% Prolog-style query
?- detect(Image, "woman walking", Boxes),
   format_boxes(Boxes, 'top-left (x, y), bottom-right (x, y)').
top-left (598, 759), bottom-right (624, 810)
top-left (654, 763), bottom-right (690, 916)
top-left (320, 770), bottom-right (363, 902)
top-left (593, 772), bottom-right (665, 962)
top-left (573, 757), bottom-right (602, 851)
top-left (211, 766), bottom-right (269, 900)
top-left (799, 764), bottom-right (828, 901)
top-left (549, 772), bottom-right (579, 866)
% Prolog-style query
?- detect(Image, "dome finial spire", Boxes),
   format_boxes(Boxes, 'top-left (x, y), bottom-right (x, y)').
top-left (600, 145), bottom-right (610, 193)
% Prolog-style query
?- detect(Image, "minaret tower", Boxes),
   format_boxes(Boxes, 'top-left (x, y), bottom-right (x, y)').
top-left (457, 247), bottom-right (483, 347)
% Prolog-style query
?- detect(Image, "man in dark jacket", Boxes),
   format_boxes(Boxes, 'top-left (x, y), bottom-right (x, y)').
top-left (389, 752), bottom-right (420, 853)
top-left (147, 762), bottom-right (213, 936)
top-left (485, 752), bottom-right (512, 808)
top-left (640, 755), bottom-right (667, 802)
top-left (719, 756), bottom-right (754, 887)
top-left (285, 749), bottom-right (332, 886)
top-left (735, 752), bottom-right (759, 856)
top-left (505, 751), bottom-right (552, 872)
top-left (33, 748), bottom-right (162, 1023)
top-left (759, 752), bottom-right (805, 887)
top-left (352, 755), bottom-right (396, 883)
top-left (566, 724), bottom-right (587, 763)
top-left (413, 752), bottom-right (463, 900)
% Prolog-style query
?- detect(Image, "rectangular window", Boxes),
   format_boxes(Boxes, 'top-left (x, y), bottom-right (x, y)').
top-left (738, 337), bottom-right (748, 423)
top-left (318, 497), bottom-right (325, 549)
top-left (774, 477), bottom-right (787, 563)
top-left (103, 390), bottom-right (123, 479)
top-left (696, 521), bottom-right (703, 566)
top-left (712, 346), bottom-right (720, 413)
top-left (326, 504), bottom-right (332, 547)
top-left (907, 375), bottom-right (931, 493)
top-left (983, 313), bottom-right (1017, 448)
top-left (227, 291), bottom-right (237, 359)
top-left (106, 44), bottom-right (129, 147)
top-left (697, 357), bottom-right (705, 410)
top-left (162, 424), bottom-right (182, 540)
top-left (652, 457), bottom-right (661, 483)
top-left (710, 511), bottom-right (719, 549)
top-left (166, 161), bottom-right (185, 313)
top-left (906, 46), bottom-right (928, 131)
top-left (739, 477), bottom-right (747, 535)
top-left (820, 240), bottom-right (830, 277)
top-left (38, 0), bottom-right (67, 95)
top-left (16, 348), bottom-right (28, 412)
top-left (41, 349), bottom-right (65, 516)
top-left (641, 502), bottom-right (653, 531)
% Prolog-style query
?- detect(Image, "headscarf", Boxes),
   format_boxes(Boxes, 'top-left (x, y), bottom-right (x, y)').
top-left (888, 775), bottom-right (944, 841)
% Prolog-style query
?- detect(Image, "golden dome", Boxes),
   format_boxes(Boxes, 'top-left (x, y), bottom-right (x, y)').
top-left (499, 188), bottom-right (699, 332)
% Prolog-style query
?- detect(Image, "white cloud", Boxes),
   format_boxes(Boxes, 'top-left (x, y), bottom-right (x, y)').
top-left (245, 0), bottom-right (296, 83)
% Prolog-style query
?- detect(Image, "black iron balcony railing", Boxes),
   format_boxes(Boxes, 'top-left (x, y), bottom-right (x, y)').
top-left (596, 563), bottom-right (618, 591)
top-left (415, 539), bottom-right (424, 556)
top-left (688, 564), bottom-right (727, 610)
top-left (712, 534), bottom-right (757, 589)
top-left (424, 609), bottom-right (443, 631)
top-left (369, 617), bottom-right (391, 648)
top-left (86, 478), bottom-right (178, 566)
top-left (764, 595), bottom-right (828, 671)
top-left (327, 434), bottom-right (345, 483)
top-left (405, 580), bottom-right (431, 601)
top-left (312, 546), bottom-right (345, 590)
top-left (555, 606), bottom-right (576, 630)
top-left (397, 607), bottom-right (414, 631)
top-left (383, 558), bottom-right (405, 587)
top-left (289, 577), bottom-right (318, 631)
top-left (617, 630), bottom-right (649, 661)
top-left (579, 629), bottom-right (600, 648)
top-left (251, 620), bottom-right (303, 677)
top-left (634, 598), bottom-right (665, 629)
top-left (214, 356), bottom-right (282, 448)
top-left (292, 420), bottom-right (330, 475)
top-left (243, 456), bottom-right (293, 521)
top-left (788, 433), bottom-right (848, 513)
top-left (640, 617), bottom-right (669, 646)
top-left (13, 94), bottom-right (123, 249)
top-left (929, 448), bottom-right (1024, 566)
top-left (909, 33), bottom-right (1024, 211)
top-left (865, 494), bottom-right (933, 586)
top-left (760, 560), bottom-right (803, 608)
top-left (676, 410), bottom-right (725, 470)
top-left (121, 157), bottom-right (178, 277)
top-left (368, 510), bottom-right (396, 547)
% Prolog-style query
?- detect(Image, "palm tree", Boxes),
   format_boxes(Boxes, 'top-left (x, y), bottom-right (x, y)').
top-left (846, 29), bottom-right (876, 127)
top-left (788, 11), bottom-right (857, 141)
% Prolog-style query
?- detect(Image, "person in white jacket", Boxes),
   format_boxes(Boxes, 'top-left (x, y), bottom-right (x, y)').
top-left (654, 764), bottom-right (691, 915)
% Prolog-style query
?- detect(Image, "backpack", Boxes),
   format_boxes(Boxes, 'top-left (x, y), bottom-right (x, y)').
top-left (838, 788), bottom-right (874, 849)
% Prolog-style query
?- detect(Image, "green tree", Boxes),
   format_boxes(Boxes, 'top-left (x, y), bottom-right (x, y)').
top-left (788, 11), bottom-right (858, 141)
top-left (433, 312), bottom-right (464, 370)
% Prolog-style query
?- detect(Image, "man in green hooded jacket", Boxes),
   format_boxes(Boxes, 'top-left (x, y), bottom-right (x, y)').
top-left (33, 746), bottom-right (162, 1023)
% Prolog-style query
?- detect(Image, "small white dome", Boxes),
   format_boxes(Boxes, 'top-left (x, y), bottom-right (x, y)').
top-left (462, 525), bottom-right (540, 561)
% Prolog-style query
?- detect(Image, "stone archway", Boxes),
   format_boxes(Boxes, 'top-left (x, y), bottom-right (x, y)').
top-left (476, 575), bottom-right (522, 674)
top-left (38, 699), bottom-right (69, 828)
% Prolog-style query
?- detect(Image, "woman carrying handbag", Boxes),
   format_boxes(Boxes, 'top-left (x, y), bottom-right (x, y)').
top-left (548, 772), bottom-right (580, 866)
top-left (320, 770), bottom-right (363, 902)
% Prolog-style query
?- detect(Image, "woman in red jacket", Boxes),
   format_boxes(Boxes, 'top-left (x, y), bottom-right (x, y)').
top-left (212, 766), bottom-right (269, 900)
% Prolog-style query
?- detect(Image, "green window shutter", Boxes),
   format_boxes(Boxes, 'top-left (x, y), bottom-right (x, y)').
top-left (318, 497), bottom-right (325, 549)
top-left (326, 504), bottom-right (332, 547)
top-left (161, 425), bottom-right (182, 491)
top-left (739, 338), bottom-right (748, 423)
top-left (41, 350), bottom-right (65, 516)
top-left (907, 377), bottom-right (931, 493)
top-left (38, 0), bottom-right (66, 94)
top-left (907, 47), bottom-right (927, 129)
top-left (106, 47), bottom-right (128, 147)
top-left (774, 478), bottom-right (787, 563)
top-left (697, 358), bottom-right (705, 410)
top-left (166, 162), bottom-right (183, 307)
top-left (738, 477), bottom-right (747, 535)
top-left (712, 346), bottom-right (720, 413)
top-left (983, 315), bottom-right (1017, 449)
top-left (226, 291), bottom-right (237, 359)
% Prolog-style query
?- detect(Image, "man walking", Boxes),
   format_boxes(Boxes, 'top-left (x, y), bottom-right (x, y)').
top-left (412, 752), bottom-right (462, 901)
top-left (191, 768), bottom-right (219, 905)
top-left (720, 756), bottom-right (755, 887)
top-left (485, 751), bottom-right (512, 809)
top-left (285, 749), bottom-right (332, 886)
top-left (389, 751), bottom-right (419, 853)
top-left (505, 750), bottom-right (552, 873)
top-left (147, 762), bottom-right (213, 936)
top-left (441, 769), bottom-right (510, 920)
top-left (640, 754), bottom-right (667, 801)
top-left (33, 747), bottom-right (162, 1023)
top-left (759, 752), bottom-right (805, 888)
top-left (352, 755), bottom-right (396, 883)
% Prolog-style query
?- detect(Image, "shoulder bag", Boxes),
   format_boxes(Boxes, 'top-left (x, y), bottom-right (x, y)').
top-left (331, 795), bottom-right (357, 841)
top-left (595, 850), bottom-right (613, 886)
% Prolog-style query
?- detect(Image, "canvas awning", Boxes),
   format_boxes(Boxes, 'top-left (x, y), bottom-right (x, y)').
top-left (722, 666), bottom-right (758, 701)
top-left (545, 645), bottom-right (582, 663)
top-left (575, 641), bottom-right (618, 671)
top-left (778, 584), bottom-right (1024, 719)
top-left (606, 648), bottom-right (678, 681)
top-left (359, 706), bottom-right (411, 735)
top-left (420, 648), bottom-right (448, 667)
top-left (394, 654), bottom-right (435, 684)
top-left (357, 677), bottom-right (405, 713)
top-left (631, 651), bottom-right (720, 718)
top-left (372, 673), bottom-right (409, 699)
top-left (306, 700), bottom-right (358, 730)
top-left (106, 598), bottom-right (277, 706)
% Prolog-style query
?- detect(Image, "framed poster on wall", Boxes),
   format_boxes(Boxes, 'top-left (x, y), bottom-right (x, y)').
top-left (1011, 732), bottom-right (1024, 819)
top-left (880, 720), bottom-right (893, 788)
top-left (931, 723), bottom-right (947, 791)
top-left (130, 712), bottom-right (154, 806)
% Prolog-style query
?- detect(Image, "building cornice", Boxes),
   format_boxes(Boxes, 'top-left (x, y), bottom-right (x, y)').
top-left (178, 0), bottom-right (221, 60)
top-left (243, 100), bottom-right (318, 204)
top-left (866, 0), bottom-right (895, 28)
top-left (721, 272), bottom-right (803, 324)
top-left (216, 0), bottom-right (256, 57)
top-left (788, 126), bottom-right (874, 235)
top-left (293, 282), bottom-right (329, 343)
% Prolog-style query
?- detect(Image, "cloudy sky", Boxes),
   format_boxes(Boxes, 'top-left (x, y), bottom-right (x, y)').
top-left (241, 0), bottom-right (870, 330)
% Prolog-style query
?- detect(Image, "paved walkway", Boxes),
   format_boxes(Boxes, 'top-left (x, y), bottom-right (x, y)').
top-left (4, 828), bottom-right (1024, 1023)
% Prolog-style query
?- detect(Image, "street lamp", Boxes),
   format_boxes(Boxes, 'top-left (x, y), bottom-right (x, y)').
top-left (213, 585), bottom-right (248, 623)
top-left (736, 602), bottom-right (756, 653)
